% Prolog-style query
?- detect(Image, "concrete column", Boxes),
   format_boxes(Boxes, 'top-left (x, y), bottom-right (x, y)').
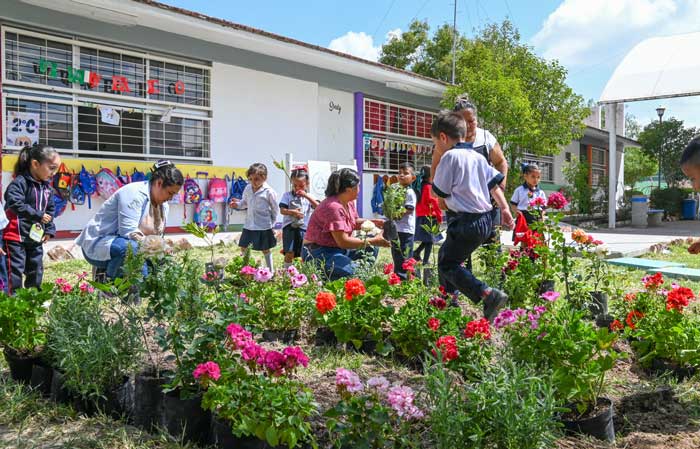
top-left (607, 103), bottom-right (618, 228)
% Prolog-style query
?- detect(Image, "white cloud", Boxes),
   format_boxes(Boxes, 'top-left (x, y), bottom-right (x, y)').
top-left (532, 0), bottom-right (700, 66)
top-left (328, 29), bottom-right (402, 62)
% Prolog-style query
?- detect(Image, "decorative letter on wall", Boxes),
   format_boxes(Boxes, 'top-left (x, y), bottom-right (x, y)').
top-left (111, 76), bottom-right (131, 93)
top-left (147, 79), bottom-right (160, 94)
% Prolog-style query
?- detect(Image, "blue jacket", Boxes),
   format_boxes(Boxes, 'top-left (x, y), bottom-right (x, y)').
top-left (4, 173), bottom-right (55, 243)
top-left (371, 176), bottom-right (384, 214)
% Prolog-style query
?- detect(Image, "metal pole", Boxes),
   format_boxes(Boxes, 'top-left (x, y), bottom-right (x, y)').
top-left (658, 115), bottom-right (662, 190)
top-left (608, 103), bottom-right (617, 229)
top-left (451, 0), bottom-right (457, 84)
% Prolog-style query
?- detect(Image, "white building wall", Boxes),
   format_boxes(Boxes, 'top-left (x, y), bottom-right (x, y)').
top-left (317, 87), bottom-right (354, 163)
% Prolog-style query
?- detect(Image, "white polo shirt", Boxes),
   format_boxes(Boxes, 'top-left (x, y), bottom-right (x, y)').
top-left (396, 187), bottom-right (416, 234)
top-left (510, 184), bottom-right (547, 211)
top-left (237, 183), bottom-right (279, 230)
top-left (433, 142), bottom-right (504, 213)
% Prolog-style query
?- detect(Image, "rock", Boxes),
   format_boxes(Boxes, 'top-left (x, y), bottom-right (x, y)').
top-left (46, 245), bottom-right (75, 261)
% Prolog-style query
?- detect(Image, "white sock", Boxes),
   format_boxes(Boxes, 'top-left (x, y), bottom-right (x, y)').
top-left (264, 252), bottom-right (274, 271)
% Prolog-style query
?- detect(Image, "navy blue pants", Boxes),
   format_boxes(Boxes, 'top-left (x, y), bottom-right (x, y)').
top-left (5, 240), bottom-right (43, 293)
top-left (438, 212), bottom-right (492, 303)
top-left (390, 232), bottom-right (414, 279)
top-left (304, 245), bottom-right (379, 280)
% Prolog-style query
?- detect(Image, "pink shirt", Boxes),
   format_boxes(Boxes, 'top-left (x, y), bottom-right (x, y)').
top-left (305, 196), bottom-right (358, 247)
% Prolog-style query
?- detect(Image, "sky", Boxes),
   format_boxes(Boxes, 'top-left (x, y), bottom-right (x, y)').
top-left (161, 0), bottom-right (700, 132)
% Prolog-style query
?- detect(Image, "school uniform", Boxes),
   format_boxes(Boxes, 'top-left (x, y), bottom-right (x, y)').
top-left (510, 183), bottom-right (547, 225)
top-left (236, 183), bottom-right (279, 251)
top-left (390, 187), bottom-right (416, 279)
top-left (279, 191), bottom-right (313, 258)
top-left (3, 173), bottom-right (56, 292)
top-left (0, 207), bottom-right (9, 293)
top-left (433, 142), bottom-right (504, 303)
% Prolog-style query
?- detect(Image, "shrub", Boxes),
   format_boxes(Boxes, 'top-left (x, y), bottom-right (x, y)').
top-left (650, 187), bottom-right (693, 217)
top-left (0, 288), bottom-right (51, 354)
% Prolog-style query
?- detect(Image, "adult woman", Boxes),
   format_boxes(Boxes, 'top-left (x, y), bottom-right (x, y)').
top-left (76, 160), bottom-right (184, 279)
top-left (303, 168), bottom-right (389, 280)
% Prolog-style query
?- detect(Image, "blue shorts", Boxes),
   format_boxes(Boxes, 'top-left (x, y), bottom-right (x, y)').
top-left (282, 225), bottom-right (305, 257)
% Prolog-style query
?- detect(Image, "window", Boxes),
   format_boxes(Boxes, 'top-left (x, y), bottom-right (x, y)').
top-left (522, 153), bottom-right (554, 183)
top-left (363, 134), bottom-right (433, 173)
top-left (3, 28), bottom-right (212, 161)
top-left (590, 147), bottom-right (607, 186)
top-left (5, 97), bottom-right (73, 150)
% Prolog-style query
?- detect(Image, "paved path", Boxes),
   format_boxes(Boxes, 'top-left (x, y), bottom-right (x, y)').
top-left (44, 221), bottom-right (700, 262)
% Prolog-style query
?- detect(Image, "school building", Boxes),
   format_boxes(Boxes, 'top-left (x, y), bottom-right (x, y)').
top-left (0, 0), bottom-right (636, 237)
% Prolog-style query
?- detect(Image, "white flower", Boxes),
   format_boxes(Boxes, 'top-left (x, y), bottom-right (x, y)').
top-left (361, 220), bottom-right (378, 234)
top-left (140, 235), bottom-right (169, 258)
top-left (594, 245), bottom-right (609, 255)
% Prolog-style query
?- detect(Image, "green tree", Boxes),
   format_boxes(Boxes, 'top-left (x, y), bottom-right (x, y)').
top-left (625, 113), bottom-right (641, 139)
top-left (378, 20), bottom-right (430, 71)
top-left (624, 146), bottom-right (656, 190)
top-left (637, 117), bottom-right (696, 187)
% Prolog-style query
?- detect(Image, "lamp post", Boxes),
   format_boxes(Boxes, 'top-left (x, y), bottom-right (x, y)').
top-left (656, 106), bottom-right (665, 190)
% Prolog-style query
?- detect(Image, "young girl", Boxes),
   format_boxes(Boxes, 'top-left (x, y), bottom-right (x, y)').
top-left (230, 163), bottom-right (279, 271)
top-left (510, 163), bottom-right (547, 238)
top-left (279, 169), bottom-right (318, 269)
top-left (4, 144), bottom-right (60, 292)
top-left (413, 165), bottom-right (443, 266)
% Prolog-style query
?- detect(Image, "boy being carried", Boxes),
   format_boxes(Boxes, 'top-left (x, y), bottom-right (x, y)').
top-left (431, 111), bottom-right (514, 321)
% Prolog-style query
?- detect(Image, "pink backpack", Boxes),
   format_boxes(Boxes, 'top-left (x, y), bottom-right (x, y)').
top-left (95, 168), bottom-right (123, 199)
top-left (208, 177), bottom-right (228, 203)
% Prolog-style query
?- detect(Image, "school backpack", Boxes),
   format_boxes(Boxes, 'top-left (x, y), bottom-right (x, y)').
top-left (208, 176), bottom-right (228, 203)
top-left (69, 173), bottom-right (85, 210)
top-left (53, 162), bottom-right (72, 200)
top-left (194, 199), bottom-right (218, 227)
top-left (95, 167), bottom-right (123, 200)
top-left (183, 176), bottom-right (203, 204)
top-left (52, 188), bottom-right (68, 218)
top-left (116, 166), bottom-right (131, 185)
top-left (79, 165), bottom-right (97, 209)
top-left (228, 176), bottom-right (247, 202)
top-left (131, 167), bottom-right (147, 182)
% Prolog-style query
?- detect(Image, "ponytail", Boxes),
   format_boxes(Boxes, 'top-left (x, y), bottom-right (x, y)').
top-left (14, 144), bottom-right (58, 177)
top-left (325, 168), bottom-right (359, 197)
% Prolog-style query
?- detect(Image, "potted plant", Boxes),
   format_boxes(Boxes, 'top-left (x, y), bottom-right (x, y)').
top-left (499, 297), bottom-right (619, 442)
top-left (0, 288), bottom-right (52, 384)
top-left (381, 183), bottom-right (408, 241)
top-left (45, 288), bottom-right (142, 417)
top-left (201, 323), bottom-right (317, 448)
top-left (572, 229), bottom-right (611, 319)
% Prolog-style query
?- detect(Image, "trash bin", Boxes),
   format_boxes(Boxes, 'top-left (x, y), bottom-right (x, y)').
top-left (682, 198), bottom-right (697, 220)
top-left (631, 195), bottom-right (648, 228)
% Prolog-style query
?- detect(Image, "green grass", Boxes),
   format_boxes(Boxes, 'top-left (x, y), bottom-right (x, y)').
top-left (643, 243), bottom-right (700, 270)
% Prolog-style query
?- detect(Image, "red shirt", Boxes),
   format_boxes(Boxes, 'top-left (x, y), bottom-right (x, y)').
top-left (305, 196), bottom-right (358, 247)
top-left (415, 183), bottom-right (443, 223)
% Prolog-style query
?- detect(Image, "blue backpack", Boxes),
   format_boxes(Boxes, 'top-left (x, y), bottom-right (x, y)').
top-left (52, 188), bottom-right (68, 217)
top-left (79, 165), bottom-right (97, 209)
top-left (195, 199), bottom-right (218, 227)
top-left (228, 176), bottom-right (247, 202)
top-left (131, 168), bottom-right (147, 182)
top-left (69, 173), bottom-right (85, 210)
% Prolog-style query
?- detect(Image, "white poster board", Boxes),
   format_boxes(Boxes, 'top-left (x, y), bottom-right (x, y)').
top-left (6, 111), bottom-right (40, 147)
top-left (308, 160), bottom-right (332, 200)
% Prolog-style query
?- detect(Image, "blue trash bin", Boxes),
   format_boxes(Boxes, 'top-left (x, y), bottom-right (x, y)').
top-left (682, 198), bottom-right (697, 220)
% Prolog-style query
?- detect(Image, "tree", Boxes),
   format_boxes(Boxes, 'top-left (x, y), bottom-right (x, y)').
top-left (625, 113), bottom-right (641, 139)
top-left (378, 20), bottom-right (430, 71)
top-left (623, 146), bottom-right (656, 190)
top-left (637, 117), bottom-right (696, 188)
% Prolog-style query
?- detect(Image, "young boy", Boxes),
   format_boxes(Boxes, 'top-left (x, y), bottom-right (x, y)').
top-left (431, 111), bottom-right (515, 321)
top-left (680, 136), bottom-right (700, 254)
top-left (391, 162), bottom-right (417, 279)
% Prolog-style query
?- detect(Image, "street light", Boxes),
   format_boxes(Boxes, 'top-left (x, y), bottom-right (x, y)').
top-left (656, 106), bottom-right (666, 190)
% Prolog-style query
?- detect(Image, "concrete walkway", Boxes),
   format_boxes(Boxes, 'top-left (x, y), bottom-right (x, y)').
top-left (44, 220), bottom-right (700, 262)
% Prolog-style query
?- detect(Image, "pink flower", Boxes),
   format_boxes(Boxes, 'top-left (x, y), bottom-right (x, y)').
top-left (240, 265), bottom-right (256, 276)
top-left (291, 273), bottom-right (308, 288)
top-left (263, 350), bottom-right (286, 376)
top-left (79, 282), bottom-right (95, 294)
top-left (77, 271), bottom-right (88, 281)
top-left (547, 192), bottom-right (568, 210)
top-left (540, 291), bottom-right (560, 302)
top-left (254, 267), bottom-right (273, 282)
top-left (336, 368), bottom-right (363, 393)
top-left (226, 323), bottom-right (253, 349)
top-left (61, 283), bottom-right (72, 294)
top-left (286, 265), bottom-right (299, 277)
top-left (193, 361), bottom-right (221, 382)
top-left (367, 376), bottom-right (390, 393)
top-left (55, 278), bottom-right (67, 287)
top-left (529, 197), bottom-right (546, 208)
top-left (387, 385), bottom-right (423, 419)
top-left (493, 309), bottom-right (517, 329)
top-left (282, 346), bottom-right (309, 370)
top-left (240, 340), bottom-right (267, 364)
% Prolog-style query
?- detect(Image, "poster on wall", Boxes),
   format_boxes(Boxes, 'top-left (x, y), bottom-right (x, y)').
top-left (6, 111), bottom-right (40, 147)
top-left (308, 160), bottom-right (332, 199)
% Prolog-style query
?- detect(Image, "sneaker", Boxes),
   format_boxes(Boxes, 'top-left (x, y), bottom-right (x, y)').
top-left (483, 288), bottom-right (509, 322)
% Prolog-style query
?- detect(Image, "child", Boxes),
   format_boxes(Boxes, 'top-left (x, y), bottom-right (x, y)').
top-left (431, 111), bottom-right (514, 322)
top-left (681, 136), bottom-right (700, 254)
top-left (279, 169), bottom-right (318, 269)
top-left (229, 163), bottom-right (279, 271)
top-left (510, 163), bottom-right (547, 238)
top-left (4, 144), bottom-right (60, 293)
top-left (413, 165), bottom-right (443, 267)
top-left (391, 162), bottom-right (417, 280)
top-left (0, 206), bottom-right (8, 293)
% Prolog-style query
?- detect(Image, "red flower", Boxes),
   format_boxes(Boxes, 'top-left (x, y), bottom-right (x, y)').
top-left (522, 231), bottom-right (544, 249)
top-left (666, 286), bottom-right (694, 312)
top-left (429, 297), bottom-right (447, 310)
top-left (439, 285), bottom-right (447, 297)
top-left (428, 317), bottom-right (440, 331)
top-left (547, 191), bottom-right (568, 210)
top-left (609, 319), bottom-right (624, 332)
top-left (624, 293), bottom-right (637, 302)
top-left (315, 291), bottom-right (337, 314)
top-left (344, 278), bottom-right (366, 300)
top-left (433, 335), bottom-right (459, 362)
top-left (383, 263), bottom-right (394, 275)
top-left (506, 259), bottom-right (519, 272)
top-left (464, 318), bottom-right (491, 340)
top-left (402, 258), bottom-right (418, 273)
top-left (625, 310), bottom-right (645, 329)
top-left (388, 272), bottom-right (401, 285)
top-left (643, 272), bottom-right (664, 290)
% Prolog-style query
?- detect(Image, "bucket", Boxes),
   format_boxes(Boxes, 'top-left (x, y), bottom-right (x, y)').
top-left (682, 198), bottom-right (696, 220)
